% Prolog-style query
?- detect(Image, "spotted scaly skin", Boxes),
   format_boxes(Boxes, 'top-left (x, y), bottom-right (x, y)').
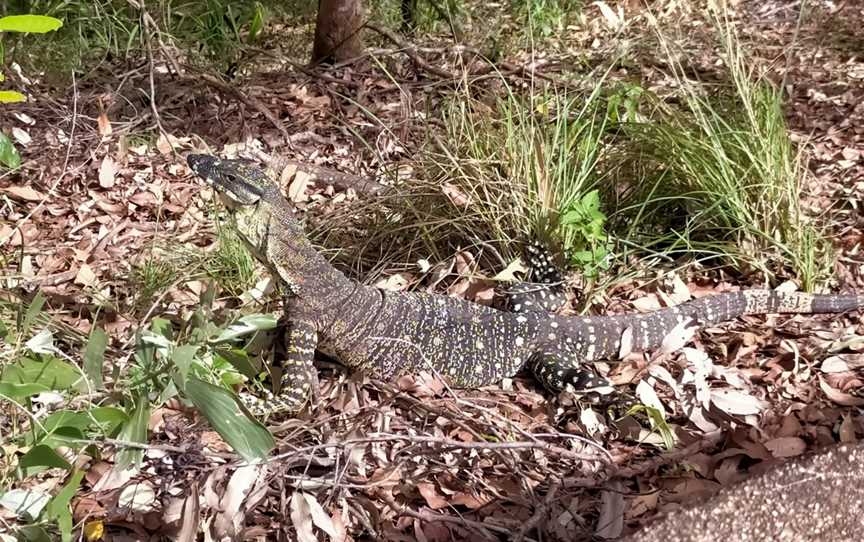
top-left (187, 154), bottom-right (864, 416)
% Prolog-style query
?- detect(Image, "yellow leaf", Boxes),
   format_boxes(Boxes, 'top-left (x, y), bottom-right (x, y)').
top-left (0, 90), bottom-right (26, 103)
top-left (83, 520), bottom-right (104, 541)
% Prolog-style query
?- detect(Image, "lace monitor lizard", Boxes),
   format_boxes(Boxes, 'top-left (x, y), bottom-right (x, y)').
top-left (187, 153), bottom-right (864, 416)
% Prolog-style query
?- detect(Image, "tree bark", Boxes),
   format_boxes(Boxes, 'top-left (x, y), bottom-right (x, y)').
top-left (311, 0), bottom-right (364, 65)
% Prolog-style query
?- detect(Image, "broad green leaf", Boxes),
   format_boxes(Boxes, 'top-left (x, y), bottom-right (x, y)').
top-left (139, 329), bottom-right (172, 352)
top-left (29, 407), bottom-right (126, 446)
top-left (21, 290), bottom-right (46, 335)
top-left (0, 15), bottom-right (63, 33)
top-left (16, 525), bottom-right (52, 542)
top-left (88, 406), bottom-right (128, 435)
top-left (213, 314), bottom-right (277, 343)
top-left (0, 132), bottom-right (20, 168)
top-left (184, 377), bottom-right (274, 462)
top-left (215, 348), bottom-right (258, 380)
top-left (0, 381), bottom-right (49, 399)
top-left (581, 189), bottom-right (601, 211)
top-left (115, 395), bottom-right (149, 469)
top-left (83, 328), bottom-right (107, 390)
top-left (1, 355), bottom-right (82, 391)
top-left (0, 90), bottom-right (26, 103)
top-left (239, 313), bottom-right (278, 330)
top-left (44, 469), bottom-right (84, 542)
top-left (170, 344), bottom-right (198, 385)
top-left (29, 426), bottom-right (85, 452)
top-left (150, 317), bottom-right (173, 340)
top-left (37, 411), bottom-right (91, 433)
top-left (0, 489), bottom-right (50, 520)
top-left (19, 444), bottom-right (72, 471)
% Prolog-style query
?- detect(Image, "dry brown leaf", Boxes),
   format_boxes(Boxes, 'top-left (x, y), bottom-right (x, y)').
top-left (668, 274), bottom-right (691, 304)
top-left (156, 133), bottom-right (173, 154)
top-left (713, 457), bottom-right (744, 486)
top-left (214, 464), bottom-right (263, 538)
top-left (635, 380), bottom-right (666, 417)
top-left (74, 264), bottom-right (97, 287)
top-left (595, 482), bottom-right (624, 539)
top-left (302, 493), bottom-right (340, 539)
top-left (175, 481), bottom-right (200, 542)
top-left (618, 326), bottom-right (634, 358)
top-left (117, 482), bottom-right (157, 513)
top-left (1, 185), bottom-right (46, 202)
top-left (289, 491), bottom-right (317, 542)
top-left (450, 492), bottom-right (491, 509)
top-left (659, 319), bottom-right (698, 354)
top-left (417, 482), bottom-right (448, 510)
top-left (819, 376), bottom-right (864, 406)
top-left (492, 258), bottom-right (529, 281)
top-left (632, 294), bottom-right (662, 312)
top-left (11, 127), bottom-right (30, 145)
top-left (288, 171), bottom-right (312, 202)
top-left (97, 111), bottom-right (113, 136)
top-left (839, 415), bottom-right (857, 443)
top-left (441, 182), bottom-right (471, 207)
top-left (765, 437), bottom-right (807, 458)
top-left (129, 191), bottom-right (160, 208)
top-left (98, 155), bottom-right (116, 188)
top-left (374, 272), bottom-right (414, 292)
top-left (709, 389), bottom-right (768, 416)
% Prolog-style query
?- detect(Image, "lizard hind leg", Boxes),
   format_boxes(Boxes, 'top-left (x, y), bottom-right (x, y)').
top-left (505, 241), bottom-right (568, 313)
top-left (527, 350), bottom-right (611, 394)
top-left (239, 318), bottom-right (317, 417)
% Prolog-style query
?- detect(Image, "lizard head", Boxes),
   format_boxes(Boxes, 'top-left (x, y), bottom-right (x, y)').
top-left (187, 154), bottom-right (276, 206)
top-left (187, 153), bottom-right (291, 256)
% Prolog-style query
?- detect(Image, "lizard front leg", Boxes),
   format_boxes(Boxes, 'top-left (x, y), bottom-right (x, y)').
top-left (239, 311), bottom-right (317, 417)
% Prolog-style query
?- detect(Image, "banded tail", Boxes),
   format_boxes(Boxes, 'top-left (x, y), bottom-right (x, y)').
top-left (568, 290), bottom-right (864, 362)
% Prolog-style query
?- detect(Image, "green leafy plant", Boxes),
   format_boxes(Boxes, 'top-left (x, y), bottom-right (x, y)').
top-left (0, 292), bottom-right (122, 542)
top-left (513, 0), bottom-right (582, 38)
top-left (559, 189), bottom-right (611, 278)
top-left (123, 297), bottom-right (277, 462)
top-left (0, 14), bottom-right (62, 169)
top-left (0, 14), bottom-right (63, 103)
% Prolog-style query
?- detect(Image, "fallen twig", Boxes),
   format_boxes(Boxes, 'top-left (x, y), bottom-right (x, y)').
top-left (513, 480), bottom-right (562, 542)
top-left (378, 490), bottom-right (527, 541)
top-left (194, 71), bottom-right (293, 143)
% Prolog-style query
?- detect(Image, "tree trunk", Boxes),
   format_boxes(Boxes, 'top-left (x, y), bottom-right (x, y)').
top-left (311, 0), bottom-right (364, 65)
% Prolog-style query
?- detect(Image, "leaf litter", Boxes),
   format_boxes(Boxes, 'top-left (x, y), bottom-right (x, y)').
top-left (1, 2), bottom-right (863, 540)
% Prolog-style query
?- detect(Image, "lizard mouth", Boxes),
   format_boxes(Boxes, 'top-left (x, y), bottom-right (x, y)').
top-left (187, 154), bottom-right (219, 180)
top-left (187, 153), bottom-right (262, 206)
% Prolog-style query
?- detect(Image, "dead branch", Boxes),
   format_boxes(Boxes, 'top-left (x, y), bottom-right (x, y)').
top-left (563, 431), bottom-right (726, 489)
top-left (364, 24), bottom-right (563, 86)
top-left (364, 24), bottom-right (460, 79)
top-left (193, 71), bottom-right (293, 142)
top-left (378, 491), bottom-right (527, 541)
top-left (513, 480), bottom-right (561, 542)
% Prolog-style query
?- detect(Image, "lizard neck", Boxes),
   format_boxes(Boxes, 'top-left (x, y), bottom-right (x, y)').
top-left (265, 220), bottom-right (357, 315)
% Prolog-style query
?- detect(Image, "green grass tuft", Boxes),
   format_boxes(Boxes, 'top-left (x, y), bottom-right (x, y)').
top-left (612, 15), bottom-right (832, 290)
top-left (130, 254), bottom-right (179, 309)
top-left (204, 224), bottom-right (258, 297)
